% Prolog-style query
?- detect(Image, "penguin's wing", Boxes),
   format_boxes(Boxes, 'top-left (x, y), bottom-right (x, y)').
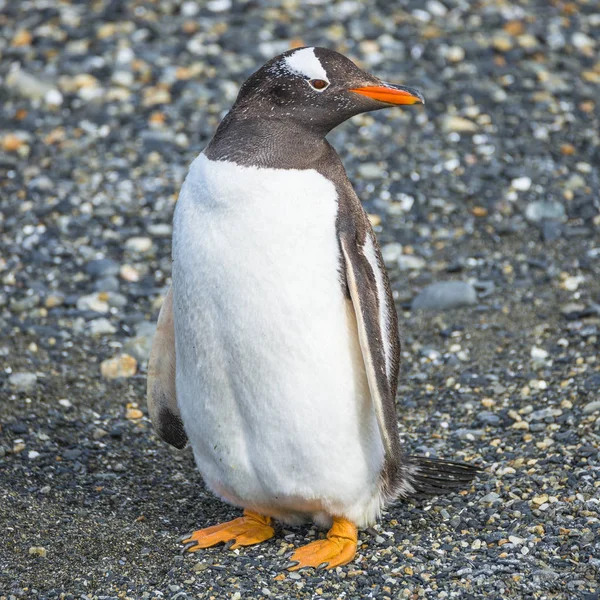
top-left (146, 286), bottom-right (188, 449)
top-left (339, 220), bottom-right (402, 461)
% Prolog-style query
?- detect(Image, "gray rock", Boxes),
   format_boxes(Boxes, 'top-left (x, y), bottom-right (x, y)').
top-left (123, 321), bottom-right (156, 362)
top-left (6, 69), bottom-right (56, 100)
top-left (480, 492), bottom-right (501, 504)
top-left (525, 201), bottom-right (566, 223)
top-left (88, 318), bottom-right (117, 336)
top-left (412, 281), bottom-right (477, 311)
top-left (93, 276), bottom-right (120, 293)
top-left (583, 401), bottom-right (600, 415)
top-left (86, 259), bottom-right (120, 278)
top-left (530, 407), bottom-right (562, 421)
top-left (398, 255), bottom-right (427, 271)
top-left (453, 428), bottom-right (486, 440)
top-left (9, 372), bottom-right (38, 392)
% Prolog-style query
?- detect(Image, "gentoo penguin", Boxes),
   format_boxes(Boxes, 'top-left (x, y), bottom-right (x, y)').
top-left (147, 47), bottom-right (478, 570)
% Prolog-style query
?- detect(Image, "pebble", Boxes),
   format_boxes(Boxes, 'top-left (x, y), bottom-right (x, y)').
top-left (123, 321), bottom-right (156, 362)
top-left (480, 492), bottom-right (501, 504)
top-left (100, 354), bottom-right (138, 379)
top-left (441, 116), bottom-right (478, 133)
top-left (125, 237), bottom-right (153, 253)
top-left (358, 162), bottom-right (384, 179)
top-left (92, 428), bottom-right (109, 440)
top-left (511, 177), bottom-right (532, 192)
top-left (88, 318), bottom-right (117, 336)
top-left (28, 547), bottom-right (47, 558)
top-left (86, 259), bottom-right (120, 278)
top-left (525, 201), bottom-right (566, 223)
top-left (126, 408), bottom-right (144, 420)
top-left (583, 401), bottom-right (600, 415)
top-left (398, 255), bottom-right (426, 271)
top-left (6, 70), bottom-right (55, 100)
top-left (76, 294), bottom-right (110, 314)
top-left (412, 281), bottom-right (477, 311)
top-left (9, 372), bottom-right (38, 392)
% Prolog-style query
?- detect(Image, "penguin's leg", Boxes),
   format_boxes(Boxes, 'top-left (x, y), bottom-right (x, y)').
top-left (181, 510), bottom-right (275, 551)
top-left (287, 517), bottom-right (358, 570)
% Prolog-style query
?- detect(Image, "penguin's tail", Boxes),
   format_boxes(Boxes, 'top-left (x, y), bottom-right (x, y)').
top-left (390, 455), bottom-right (482, 500)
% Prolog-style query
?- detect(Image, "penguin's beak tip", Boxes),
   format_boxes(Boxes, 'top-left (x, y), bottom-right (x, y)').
top-left (349, 83), bottom-right (425, 106)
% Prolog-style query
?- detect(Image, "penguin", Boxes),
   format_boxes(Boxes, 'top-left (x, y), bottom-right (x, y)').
top-left (147, 47), bottom-right (479, 571)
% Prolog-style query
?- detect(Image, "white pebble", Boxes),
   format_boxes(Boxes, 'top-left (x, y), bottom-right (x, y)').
top-left (511, 176), bottom-right (532, 191)
top-left (44, 89), bottom-right (63, 106)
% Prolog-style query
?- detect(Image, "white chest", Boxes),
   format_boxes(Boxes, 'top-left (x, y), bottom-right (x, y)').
top-left (171, 154), bottom-right (384, 525)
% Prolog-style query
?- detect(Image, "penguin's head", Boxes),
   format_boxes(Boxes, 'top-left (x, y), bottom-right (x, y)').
top-left (230, 47), bottom-right (424, 135)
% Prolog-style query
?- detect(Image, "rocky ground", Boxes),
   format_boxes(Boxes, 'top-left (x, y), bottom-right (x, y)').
top-left (1, 0), bottom-right (599, 598)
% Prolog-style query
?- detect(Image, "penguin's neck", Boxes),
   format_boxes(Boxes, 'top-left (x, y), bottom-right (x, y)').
top-left (205, 114), bottom-right (331, 170)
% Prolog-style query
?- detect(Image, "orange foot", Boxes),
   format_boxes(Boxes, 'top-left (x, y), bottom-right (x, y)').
top-left (182, 510), bottom-right (274, 552)
top-left (288, 517), bottom-right (358, 570)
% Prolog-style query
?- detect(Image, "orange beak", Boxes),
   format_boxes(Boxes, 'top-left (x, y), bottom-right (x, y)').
top-left (349, 83), bottom-right (424, 105)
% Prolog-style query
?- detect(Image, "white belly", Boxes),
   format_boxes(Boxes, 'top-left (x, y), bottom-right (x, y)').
top-left (172, 154), bottom-right (385, 526)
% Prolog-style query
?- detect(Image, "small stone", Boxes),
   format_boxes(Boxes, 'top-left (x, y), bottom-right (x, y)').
top-left (398, 255), bottom-right (426, 271)
top-left (441, 116), bottom-right (478, 133)
top-left (120, 264), bottom-right (140, 282)
top-left (2, 133), bottom-right (25, 152)
top-left (583, 401), bottom-right (600, 415)
top-left (147, 223), bottom-right (172, 237)
top-left (12, 29), bottom-right (33, 46)
top-left (7, 70), bottom-right (55, 100)
top-left (28, 450), bottom-right (40, 459)
top-left (511, 177), bottom-right (532, 192)
top-left (525, 201), bottom-right (566, 223)
top-left (92, 428), bottom-right (109, 440)
top-left (45, 294), bottom-right (65, 308)
top-left (561, 276), bottom-right (584, 292)
top-left (100, 354), bottom-right (137, 379)
top-left (358, 162), bottom-right (384, 179)
top-left (412, 281), bottom-right (477, 311)
top-left (530, 346), bottom-right (549, 367)
top-left (126, 408), bottom-right (144, 420)
top-left (9, 372), bottom-right (38, 391)
top-left (58, 398), bottom-right (72, 408)
top-left (86, 258), bottom-right (120, 278)
top-left (492, 33), bottom-right (514, 52)
top-left (28, 547), bottom-right (47, 558)
top-left (45, 89), bottom-right (63, 106)
top-left (446, 46), bottom-right (465, 63)
top-left (571, 32), bottom-right (595, 52)
top-left (123, 322), bottom-right (156, 362)
top-left (480, 492), bottom-right (501, 504)
top-left (532, 494), bottom-right (549, 506)
top-left (381, 243), bottom-right (403, 265)
top-left (125, 237), bottom-right (153, 253)
top-left (88, 318), bottom-right (117, 336)
top-left (76, 294), bottom-right (110, 314)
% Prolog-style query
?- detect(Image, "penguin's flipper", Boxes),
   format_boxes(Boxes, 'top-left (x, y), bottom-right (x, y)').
top-left (339, 228), bottom-right (402, 461)
top-left (147, 286), bottom-right (188, 449)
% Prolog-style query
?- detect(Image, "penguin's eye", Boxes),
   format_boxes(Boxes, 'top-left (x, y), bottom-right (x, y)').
top-left (309, 79), bottom-right (329, 91)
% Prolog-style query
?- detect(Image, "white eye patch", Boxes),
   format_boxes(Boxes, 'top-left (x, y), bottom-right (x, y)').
top-left (284, 47), bottom-right (329, 83)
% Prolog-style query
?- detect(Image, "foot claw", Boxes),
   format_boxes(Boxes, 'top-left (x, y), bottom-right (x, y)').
top-left (180, 510), bottom-right (275, 553)
top-left (288, 517), bottom-right (357, 571)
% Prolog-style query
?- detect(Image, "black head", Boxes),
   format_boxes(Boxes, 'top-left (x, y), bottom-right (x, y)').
top-left (229, 47), bottom-right (424, 136)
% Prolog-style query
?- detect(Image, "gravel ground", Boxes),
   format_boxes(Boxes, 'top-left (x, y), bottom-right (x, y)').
top-left (1, 0), bottom-right (599, 598)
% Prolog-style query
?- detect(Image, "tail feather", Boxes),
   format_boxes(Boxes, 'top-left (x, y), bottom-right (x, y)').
top-left (401, 455), bottom-right (481, 499)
